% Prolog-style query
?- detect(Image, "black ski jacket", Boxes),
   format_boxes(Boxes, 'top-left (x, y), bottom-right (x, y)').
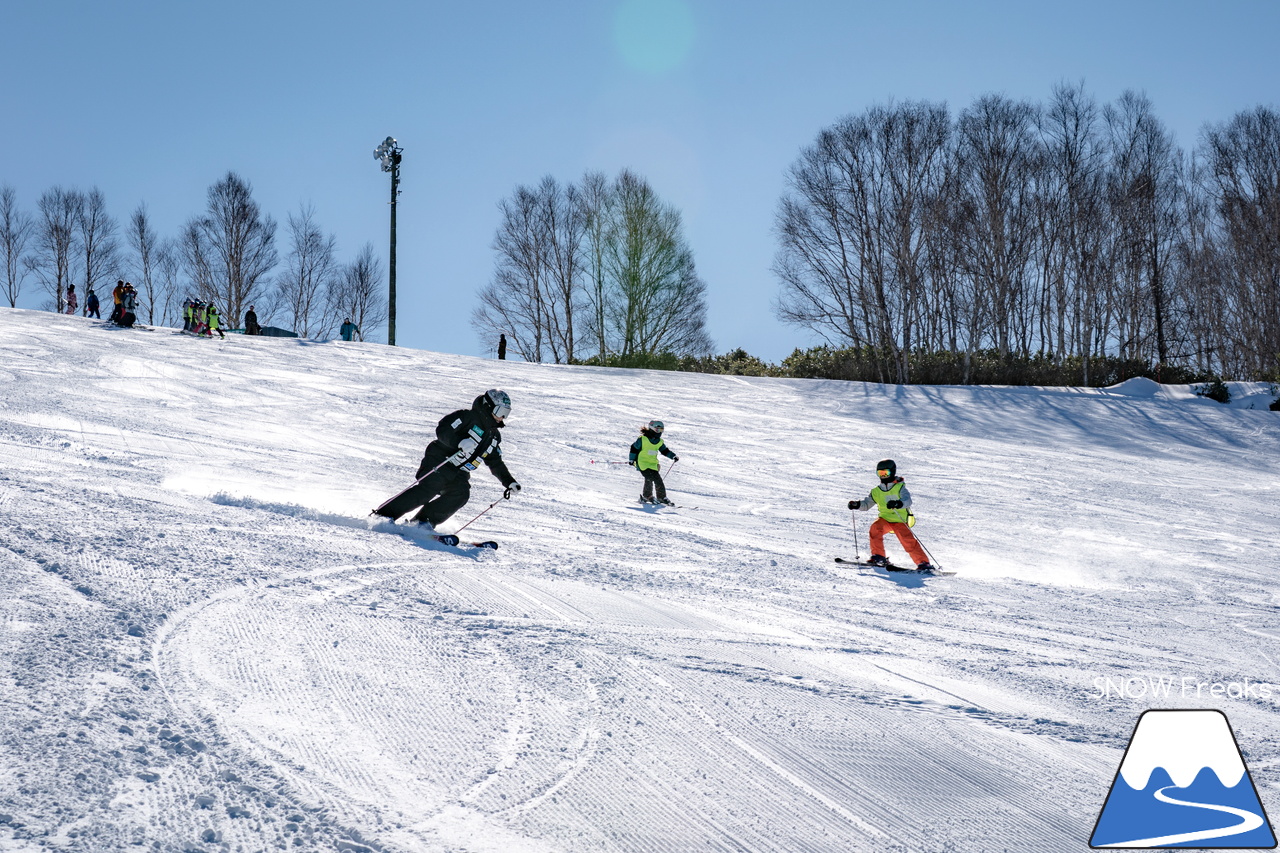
top-left (418, 406), bottom-right (515, 486)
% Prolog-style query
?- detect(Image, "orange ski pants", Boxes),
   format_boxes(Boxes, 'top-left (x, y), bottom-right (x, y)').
top-left (869, 518), bottom-right (927, 565)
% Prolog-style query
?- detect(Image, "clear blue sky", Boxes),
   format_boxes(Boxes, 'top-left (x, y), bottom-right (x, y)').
top-left (3, 0), bottom-right (1278, 361)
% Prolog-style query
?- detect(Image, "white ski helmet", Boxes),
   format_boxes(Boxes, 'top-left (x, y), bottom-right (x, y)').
top-left (478, 389), bottom-right (512, 420)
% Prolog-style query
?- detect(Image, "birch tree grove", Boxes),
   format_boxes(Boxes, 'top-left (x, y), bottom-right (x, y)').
top-left (474, 170), bottom-right (711, 364)
top-left (775, 101), bottom-right (950, 382)
top-left (776, 89), bottom-right (1280, 381)
top-left (1200, 107), bottom-right (1280, 378)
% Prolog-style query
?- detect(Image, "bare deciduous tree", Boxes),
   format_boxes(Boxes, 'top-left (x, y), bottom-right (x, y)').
top-left (152, 238), bottom-right (183, 328)
top-left (951, 95), bottom-right (1040, 363)
top-left (326, 242), bottom-right (387, 342)
top-left (604, 170), bottom-right (713, 359)
top-left (32, 187), bottom-right (79, 313)
top-left (181, 172), bottom-right (277, 327)
top-left (277, 204), bottom-right (338, 339)
top-left (579, 170), bottom-right (614, 361)
top-left (0, 185), bottom-right (33, 308)
top-left (127, 203), bottom-right (162, 324)
top-left (75, 188), bottom-right (118, 310)
top-left (1104, 91), bottom-right (1186, 370)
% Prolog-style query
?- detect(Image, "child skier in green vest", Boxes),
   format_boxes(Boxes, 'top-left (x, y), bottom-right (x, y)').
top-left (629, 420), bottom-right (679, 506)
top-left (848, 459), bottom-right (934, 570)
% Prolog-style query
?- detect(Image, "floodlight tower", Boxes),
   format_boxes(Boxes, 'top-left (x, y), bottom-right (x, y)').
top-left (374, 136), bottom-right (403, 346)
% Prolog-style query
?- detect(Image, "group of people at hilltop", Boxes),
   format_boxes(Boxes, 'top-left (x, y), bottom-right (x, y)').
top-left (61, 280), bottom-right (139, 327)
top-left (182, 299), bottom-right (226, 339)
top-left (53, 286), bottom-right (363, 344)
top-left (374, 390), bottom-right (937, 571)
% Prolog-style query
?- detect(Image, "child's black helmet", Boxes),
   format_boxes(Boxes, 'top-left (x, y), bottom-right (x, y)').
top-left (876, 459), bottom-right (896, 480)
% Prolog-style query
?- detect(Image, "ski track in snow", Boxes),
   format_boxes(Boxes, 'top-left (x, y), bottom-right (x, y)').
top-left (2, 307), bottom-right (1280, 852)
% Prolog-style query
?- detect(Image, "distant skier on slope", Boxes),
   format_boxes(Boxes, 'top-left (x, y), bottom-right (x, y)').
top-left (629, 420), bottom-right (679, 506)
top-left (372, 389), bottom-right (521, 529)
top-left (848, 459), bottom-right (935, 571)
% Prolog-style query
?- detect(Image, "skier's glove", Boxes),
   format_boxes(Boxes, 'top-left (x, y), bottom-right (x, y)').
top-left (504, 482), bottom-right (521, 500)
top-left (848, 500), bottom-right (860, 510)
top-left (449, 436), bottom-right (479, 465)
top-left (886, 499), bottom-right (903, 509)
top-left (672, 456), bottom-right (680, 462)
top-left (628, 460), bottom-right (636, 467)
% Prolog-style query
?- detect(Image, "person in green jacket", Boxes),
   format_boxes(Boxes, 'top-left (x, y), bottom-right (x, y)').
top-left (204, 303), bottom-right (224, 339)
top-left (848, 458), bottom-right (933, 570)
top-left (628, 420), bottom-right (679, 506)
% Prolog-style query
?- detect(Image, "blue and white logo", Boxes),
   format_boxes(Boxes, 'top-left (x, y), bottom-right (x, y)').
top-left (1091, 710), bottom-right (1276, 848)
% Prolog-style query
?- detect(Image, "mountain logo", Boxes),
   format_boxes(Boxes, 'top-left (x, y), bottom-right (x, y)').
top-left (1091, 709), bottom-right (1276, 848)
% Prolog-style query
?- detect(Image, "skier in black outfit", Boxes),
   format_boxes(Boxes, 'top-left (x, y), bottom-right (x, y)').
top-left (373, 389), bottom-right (521, 529)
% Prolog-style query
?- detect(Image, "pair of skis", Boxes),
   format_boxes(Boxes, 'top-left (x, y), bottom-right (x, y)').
top-left (834, 557), bottom-right (955, 576)
top-left (431, 534), bottom-right (498, 551)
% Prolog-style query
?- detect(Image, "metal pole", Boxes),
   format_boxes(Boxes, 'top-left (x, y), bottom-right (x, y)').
top-left (454, 498), bottom-right (503, 535)
top-left (388, 157), bottom-right (398, 347)
top-left (852, 511), bottom-right (861, 561)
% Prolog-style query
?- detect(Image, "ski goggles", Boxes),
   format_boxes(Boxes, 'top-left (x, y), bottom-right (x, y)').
top-left (877, 469), bottom-right (893, 479)
top-left (492, 400), bottom-right (511, 420)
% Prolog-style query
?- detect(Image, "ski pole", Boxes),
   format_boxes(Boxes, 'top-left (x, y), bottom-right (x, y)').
top-left (852, 510), bottom-right (861, 561)
top-left (372, 456), bottom-right (453, 516)
top-left (589, 460), bottom-right (631, 465)
top-left (913, 531), bottom-right (941, 568)
top-left (453, 497), bottom-right (503, 536)
top-left (663, 458), bottom-right (679, 478)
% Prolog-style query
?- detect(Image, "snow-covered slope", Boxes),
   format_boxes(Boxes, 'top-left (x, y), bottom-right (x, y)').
top-left (2, 306), bottom-right (1278, 852)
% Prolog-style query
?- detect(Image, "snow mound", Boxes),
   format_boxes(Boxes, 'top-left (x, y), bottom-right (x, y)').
top-left (1105, 377), bottom-right (1162, 398)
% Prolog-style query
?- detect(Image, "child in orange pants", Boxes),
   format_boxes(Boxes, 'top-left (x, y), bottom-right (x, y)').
top-left (847, 459), bottom-right (933, 570)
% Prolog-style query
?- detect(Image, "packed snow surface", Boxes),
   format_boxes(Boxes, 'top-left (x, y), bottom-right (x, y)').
top-left (2, 306), bottom-right (1278, 852)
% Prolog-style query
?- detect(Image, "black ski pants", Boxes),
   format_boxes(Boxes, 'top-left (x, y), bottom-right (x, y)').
top-left (640, 468), bottom-right (667, 502)
top-left (375, 450), bottom-right (471, 527)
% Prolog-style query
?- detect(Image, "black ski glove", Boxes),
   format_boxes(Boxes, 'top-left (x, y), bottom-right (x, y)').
top-left (887, 499), bottom-right (903, 509)
top-left (672, 455), bottom-right (679, 462)
top-left (628, 460), bottom-right (636, 467)
top-left (504, 482), bottom-right (521, 500)
top-left (848, 500), bottom-right (860, 510)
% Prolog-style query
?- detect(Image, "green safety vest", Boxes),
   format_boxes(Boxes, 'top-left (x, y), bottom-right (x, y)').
top-left (636, 435), bottom-right (665, 471)
top-left (871, 480), bottom-right (912, 525)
